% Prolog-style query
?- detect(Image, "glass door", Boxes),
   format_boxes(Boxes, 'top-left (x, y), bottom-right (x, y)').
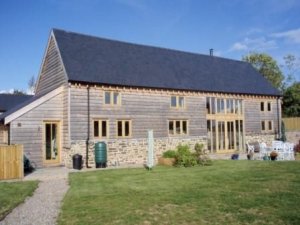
top-left (44, 122), bottom-right (60, 163)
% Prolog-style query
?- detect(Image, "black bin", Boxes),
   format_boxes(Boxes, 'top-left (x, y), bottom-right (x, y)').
top-left (72, 154), bottom-right (82, 170)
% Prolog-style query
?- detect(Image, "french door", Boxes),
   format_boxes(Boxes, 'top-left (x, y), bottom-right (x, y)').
top-left (44, 121), bottom-right (60, 164)
top-left (207, 119), bottom-right (244, 152)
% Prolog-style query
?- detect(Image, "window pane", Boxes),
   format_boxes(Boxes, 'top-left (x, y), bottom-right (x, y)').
top-left (176, 121), bottom-right (181, 134)
top-left (124, 121), bottom-right (130, 136)
top-left (261, 121), bottom-right (265, 130)
top-left (267, 102), bottom-right (271, 111)
top-left (211, 97), bottom-right (215, 114)
top-left (102, 121), bottom-right (107, 137)
top-left (268, 121), bottom-right (272, 130)
top-left (261, 102), bottom-right (264, 111)
top-left (105, 92), bottom-right (111, 104)
top-left (182, 121), bottom-right (187, 134)
top-left (206, 97), bottom-right (211, 114)
top-left (117, 121), bottom-right (122, 137)
top-left (239, 100), bottom-right (243, 114)
top-left (113, 92), bottom-right (119, 105)
top-left (171, 96), bottom-right (177, 107)
top-left (178, 97), bottom-right (184, 108)
top-left (94, 121), bottom-right (99, 137)
top-left (169, 121), bottom-right (174, 135)
top-left (207, 120), bottom-right (211, 151)
top-left (220, 99), bottom-right (225, 113)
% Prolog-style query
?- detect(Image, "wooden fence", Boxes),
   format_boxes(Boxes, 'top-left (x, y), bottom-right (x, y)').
top-left (283, 117), bottom-right (300, 131)
top-left (0, 145), bottom-right (23, 180)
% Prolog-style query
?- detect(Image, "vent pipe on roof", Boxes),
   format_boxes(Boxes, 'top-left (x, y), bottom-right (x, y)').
top-left (209, 49), bottom-right (214, 56)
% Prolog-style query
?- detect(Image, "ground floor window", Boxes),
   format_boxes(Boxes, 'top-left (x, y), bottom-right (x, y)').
top-left (117, 120), bottom-right (131, 137)
top-left (94, 120), bottom-right (109, 138)
top-left (168, 120), bottom-right (188, 135)
top-left (261, 120), bottom-right (273, 132)
top-left (207, 119), bottom-right (244, 152)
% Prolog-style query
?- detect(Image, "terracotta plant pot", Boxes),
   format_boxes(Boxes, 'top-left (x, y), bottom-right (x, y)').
top-left (158, 157), bottom-right (176, 166)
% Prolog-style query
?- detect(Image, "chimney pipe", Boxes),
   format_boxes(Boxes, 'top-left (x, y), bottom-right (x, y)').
top-left (209, 48), bottom-right (214, 56)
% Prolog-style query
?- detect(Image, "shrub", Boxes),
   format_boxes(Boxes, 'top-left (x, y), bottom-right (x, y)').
top-left (162, 150), bottom-right (176, 158)
top-left (175, 144), bottom-right (197, 167)
top-left (194, 143), bottom-right (212, 166)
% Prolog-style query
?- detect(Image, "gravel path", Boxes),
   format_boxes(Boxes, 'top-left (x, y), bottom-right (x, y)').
top-left (0, 167), bottom-right (69, 225)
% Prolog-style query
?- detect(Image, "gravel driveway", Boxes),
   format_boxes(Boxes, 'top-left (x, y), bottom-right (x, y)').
top-left (0, 167), bottom-right (69, 225)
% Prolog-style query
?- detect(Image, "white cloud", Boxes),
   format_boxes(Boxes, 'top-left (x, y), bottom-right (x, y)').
top-left (271, 28), bottom-right (300, 44)
top-left (229, 37), bottom-right (277, 52)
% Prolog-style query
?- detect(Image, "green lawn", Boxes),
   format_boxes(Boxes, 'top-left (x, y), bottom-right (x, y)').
top-left (58, 161), bottom-right (300, 225)
top-left (0, 180), bottom-right (38, 220)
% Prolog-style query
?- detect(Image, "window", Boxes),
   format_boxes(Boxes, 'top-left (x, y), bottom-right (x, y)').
top-left (168, 120), bottom-right (188, 135)
top-left (267, 102), bottom-right (271, 111)
top-left (260, 102), bottom-right (264, 111)
top-left (268, 120), bottom-right (273, 131)
top-left (117, 120), bottom-right (131, 137)
top-left (261, 121), bottom-right (266, 131)
top-left (170, 96), bottom-right (185, 108)
top-left (94, 120), bottom-right (109, 138)
top-left (104, 91), bottom-right (121, 105)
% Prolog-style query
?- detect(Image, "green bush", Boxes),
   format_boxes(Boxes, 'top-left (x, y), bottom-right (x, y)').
top-left (162, 150), bottom-right (176, 158)
top-left (175, 144), bottom-right (197, 167)
top-left (194, 143), bottom-right (213, 166)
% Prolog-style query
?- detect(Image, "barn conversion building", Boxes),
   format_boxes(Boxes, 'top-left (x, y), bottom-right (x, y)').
top-left (0, 29), bottom-right (281, 167)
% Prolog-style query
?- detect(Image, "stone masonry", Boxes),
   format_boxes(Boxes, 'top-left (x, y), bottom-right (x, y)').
top-left (63, 136), bottom-right (207, 168)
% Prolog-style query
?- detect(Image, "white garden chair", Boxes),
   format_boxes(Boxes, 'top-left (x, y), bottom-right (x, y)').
top-left (272, 141), bottom-right (284, 160)
top-left (259, 142), bottom-right (267, 160)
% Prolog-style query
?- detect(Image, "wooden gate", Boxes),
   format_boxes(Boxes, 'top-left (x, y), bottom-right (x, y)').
top-left (0, 145), bottom-right (23, 180)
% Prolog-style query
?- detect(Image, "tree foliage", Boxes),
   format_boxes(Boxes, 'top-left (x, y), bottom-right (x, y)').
top-left (282, 82), bottom-right (300, 117)
top-left (243, 53), bottom-right (284, 89)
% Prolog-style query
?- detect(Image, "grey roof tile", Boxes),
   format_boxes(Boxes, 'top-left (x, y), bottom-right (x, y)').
top-left (53, 29), bottom-right (281, 96)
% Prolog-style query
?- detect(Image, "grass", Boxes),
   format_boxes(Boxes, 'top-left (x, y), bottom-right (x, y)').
top-left (0, 180), bottom-right (38, 220)
top-left (58, 161), bottom-right (300, 225)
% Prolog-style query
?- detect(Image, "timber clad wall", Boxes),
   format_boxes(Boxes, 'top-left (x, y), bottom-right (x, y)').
top-left (244, 99), bottom-right (279, 134)
top-left (70, 86), bottom-right (207, 141)
top-left (0, 125), bottom-right (8, 145)
top-left (10, 92), bottom-right (64, 167)
top-left (35, 37), bottom-right (67, 96)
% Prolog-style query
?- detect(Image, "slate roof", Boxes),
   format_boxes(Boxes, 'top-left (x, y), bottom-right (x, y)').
top-left (0, 94), bottom-right (32, 113)
top-left (53, 29), bottom-right (281, 96)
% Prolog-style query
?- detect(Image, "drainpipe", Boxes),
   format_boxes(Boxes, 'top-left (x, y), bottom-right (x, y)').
top-left (277, 97), bottom-right (281, 140)
top-left (86, 85), bottom-right (92, 168)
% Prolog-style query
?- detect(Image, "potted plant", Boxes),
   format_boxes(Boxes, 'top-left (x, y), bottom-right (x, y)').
top-left (263, 153), bottom-right (269, 161)
top-left (158, 150), bottom-right (176, 166)
top-left (270, 151), bottom-right (278, 161)
top-left (231, 151), bottom-right (239, 160)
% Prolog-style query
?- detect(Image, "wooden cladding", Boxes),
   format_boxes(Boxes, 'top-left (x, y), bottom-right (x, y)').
top-left (0, 145), bottom-right (23, 180)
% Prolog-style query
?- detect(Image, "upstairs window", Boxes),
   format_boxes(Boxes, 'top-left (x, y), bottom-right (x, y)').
top-left (104, 91), bottom-right (121, 105)
top-left (260, 102), bottom-right (264, 111)
top-left (171, 96), bottom-right (185, 108)
top-left (267, 102), bottom-right (272, 111)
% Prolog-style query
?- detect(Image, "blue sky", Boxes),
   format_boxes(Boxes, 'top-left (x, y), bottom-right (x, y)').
top-left (0, 0), bottom-right (299, 93)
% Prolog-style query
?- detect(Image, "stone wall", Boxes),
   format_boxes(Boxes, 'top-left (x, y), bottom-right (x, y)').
top-left (245, 134), bottom-right (276, 146)
top-left (63, 136), bottom-right (207, 168)
top-left (286, 131), bottom-right (300, 145)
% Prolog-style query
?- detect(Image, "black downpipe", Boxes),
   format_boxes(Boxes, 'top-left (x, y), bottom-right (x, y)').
top-left (277, 97), bottom-right (281, 140)
top-left (86, 86), bottom-right (92, 168)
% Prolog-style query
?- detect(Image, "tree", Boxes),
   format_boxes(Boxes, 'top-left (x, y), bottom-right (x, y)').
top-left (282, 82), bottom-right (300, 117)
top-left (282, 54), bottom-right (299, 89)
top-left (28, 75), bottom-right (36, 94)
top-left (12, 89), bottom-right (26, 95)
top-left (242, 53), bottom-right (284, 90)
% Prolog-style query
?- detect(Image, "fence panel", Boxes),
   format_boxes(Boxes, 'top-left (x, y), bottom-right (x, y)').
top-left (0, 145), bottom-right (23, 180)
top-left (283, 117), bottom-right (300, 131)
